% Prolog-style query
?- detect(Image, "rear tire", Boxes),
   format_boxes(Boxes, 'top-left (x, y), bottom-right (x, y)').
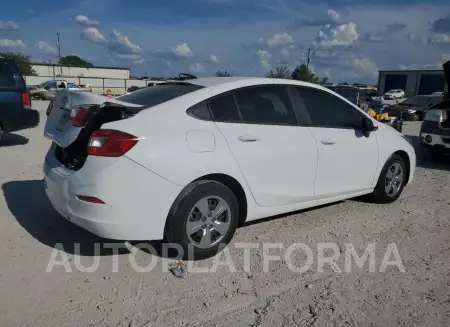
top-left (369, 154), bottom-right (407, 203)
top-left (164, 180), bottom-right (239, 260)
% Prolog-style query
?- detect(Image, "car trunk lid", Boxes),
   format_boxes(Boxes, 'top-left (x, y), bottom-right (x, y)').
top-left (44, 90), bottom-right (142, 148)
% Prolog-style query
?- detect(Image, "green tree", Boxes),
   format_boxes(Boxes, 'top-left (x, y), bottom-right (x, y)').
top-left (319, 76), bottom-right (329, 85)
top-left (291, 64), bottom-right (319, 83)
top-left (216, 70), bottom-right (232, 77)
top-left (0, 52), bottom-right (37, 75)
top-left (267, 66), bottom-right (291, 79)
top-left (59, 55), bottom-right (92, 67)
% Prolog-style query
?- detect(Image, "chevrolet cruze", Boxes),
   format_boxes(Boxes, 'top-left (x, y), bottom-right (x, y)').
top-left (43, 78), bottom-right (416, 258)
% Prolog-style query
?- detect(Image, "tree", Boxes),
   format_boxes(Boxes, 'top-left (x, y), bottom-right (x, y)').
top-left (59, 55), bottom-right (92, 67)
top-left (267, 66), bottom-right (291, 79)
top-left (0, 52), bottom-right (37, 75)
top-left (319, 76), bottom-right (329, 85)
top-left (290, 64), bottom-right (319, 83)
top-left (216, 70), bottom-right (232, 77)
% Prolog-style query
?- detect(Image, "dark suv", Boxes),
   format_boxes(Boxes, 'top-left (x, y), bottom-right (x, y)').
top-left (0, 58), bottom-right (39, 143)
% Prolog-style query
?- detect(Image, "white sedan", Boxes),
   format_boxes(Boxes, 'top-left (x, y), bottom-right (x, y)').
top-left (43, 78), bottom-right (416, 259)
top-left (383, 89), bottom-right (405, 99)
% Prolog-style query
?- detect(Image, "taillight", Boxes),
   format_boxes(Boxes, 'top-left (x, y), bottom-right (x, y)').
top-left (70, 106), bottom-right (89, 127)
top-left (46, 100), bottom-right (54, 116)
top-left (21, 92), bottom-right (31, 109)
top-left (87, 129), bottom-right (138, 157)
top-left (76, 195), bottom-right (105, 204)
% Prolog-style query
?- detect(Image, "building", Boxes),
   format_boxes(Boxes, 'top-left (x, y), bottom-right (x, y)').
top-left (377, 68), bottom-right (448, 98)
top-left (31, 63), bottom-right (130, 79)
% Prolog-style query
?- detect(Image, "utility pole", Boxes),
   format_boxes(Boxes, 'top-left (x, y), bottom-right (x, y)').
top-left (306, 48), bottom-right (311, 69)
top-left (56, 32), bottom-right (62, 76)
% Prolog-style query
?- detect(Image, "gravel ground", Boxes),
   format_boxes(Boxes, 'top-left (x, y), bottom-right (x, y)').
top-left (1, 101), bottom-right (449, 327)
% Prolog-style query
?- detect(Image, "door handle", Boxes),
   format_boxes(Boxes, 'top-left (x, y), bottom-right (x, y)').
top-left (238, 135), bottom-right (259, 142)
top-left (320, 138), bottom-right (336, 145)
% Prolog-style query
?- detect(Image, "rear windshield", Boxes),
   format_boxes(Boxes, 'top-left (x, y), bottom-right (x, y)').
top-left (0, 60), bottom-right (23, 88)
top-left (116, 83), bottom-right (204, 107)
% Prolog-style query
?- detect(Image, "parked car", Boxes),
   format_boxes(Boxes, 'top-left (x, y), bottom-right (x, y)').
top-left (383, 89), bottom-right (405, 99)
top-left (420, 101), bottom-right (450, 162)
top-left (420, 60), bottom-right (450, 162)
top-left (0, 58), bottom-right (39, 143)
top-left (29, 80), bottom-right (92, 100)
top-left (388, 94), bottom-right (444, 121)
top-left (43, 78), bottom-right (416, 258)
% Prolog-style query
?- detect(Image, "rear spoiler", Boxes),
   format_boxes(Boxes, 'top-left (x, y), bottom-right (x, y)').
top-left (444, 60), bottom-right (450, 100)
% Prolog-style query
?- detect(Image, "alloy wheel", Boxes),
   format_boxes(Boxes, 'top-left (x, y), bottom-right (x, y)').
top-left (385, 162), bottom-right (404, 197)
top-left (186, 196), bottom-right (231, 249)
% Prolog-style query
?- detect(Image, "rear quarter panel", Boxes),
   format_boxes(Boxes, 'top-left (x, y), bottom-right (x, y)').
top-left (104, 98), bottom-right (250, 190)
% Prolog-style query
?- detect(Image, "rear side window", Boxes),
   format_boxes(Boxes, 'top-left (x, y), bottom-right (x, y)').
top-left (116, 83), bottom-right (204, 107)
top-left (209, 94), bottom-right (241, 122)
top-left (234, 86), bottom-right (297, 125)
top-left (0, 61), bottom-right (20, 88)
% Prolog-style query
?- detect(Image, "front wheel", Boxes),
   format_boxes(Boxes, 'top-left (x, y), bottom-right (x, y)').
top-left (164, 180), bottom-right (239, 260)
top-left (369, 154), bottom-right (407, 203)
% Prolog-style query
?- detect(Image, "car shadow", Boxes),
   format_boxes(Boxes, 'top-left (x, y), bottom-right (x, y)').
top-left (0, 133), bottom-right (29, 147)
top-left (2, 179), bottom-right (129, 256)
top-left (404, 135), bottom-right (450, 171)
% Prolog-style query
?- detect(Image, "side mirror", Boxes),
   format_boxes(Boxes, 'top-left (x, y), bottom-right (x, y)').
top-left (361, 117), bottom-right (378, 136)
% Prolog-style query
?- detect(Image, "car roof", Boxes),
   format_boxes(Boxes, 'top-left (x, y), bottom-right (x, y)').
top-left (176, 77), bottom-right (335, 92)
top-left (186, 77), bottom-right (260, 87)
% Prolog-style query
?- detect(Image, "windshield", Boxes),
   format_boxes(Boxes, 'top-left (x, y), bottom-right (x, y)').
top-left (116, 83), bottom-right (205, 107)
top-left (402, 96), bottom-right (430, 106)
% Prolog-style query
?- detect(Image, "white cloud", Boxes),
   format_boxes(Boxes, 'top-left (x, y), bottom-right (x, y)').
top-left (81, 27), bottom-right (107, 44)
top-left (256, 49), bottom-right (272, 69)
top-left (327, 9), bottom-right (341, 24)
top-left (75, 15), bottom-right (100, 27)
top-left (267, 33), bottom-right (294, 47)
top-left (351, 58), bottom-right (378, 79)
top-left (116, 54), bottom-right (142, 60)
top-left (430, 33), bottom-right (450, 44)
top-left (116, 54), bottom-right (146, 64)
top-left (315, 22), bottom-right (358, 47)
top-left (0, 20), bottom-right (20, 31)
top-left (109, 29), bottom-right (142, 54)
top-left (80, 27), bottom-right (141, 55)
top-left (0, 39), bottom-right (26, 50)
top-left (189, 63), bottom-right (205, 73)
top-left (209, 54), bottom-right (220, 63)
top-left (36, 41), bottom-right (57, 55)
top-left (173, 43), bottom-right (192, 57)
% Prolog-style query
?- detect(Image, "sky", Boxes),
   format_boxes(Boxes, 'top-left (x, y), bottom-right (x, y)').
top-left (1, 0), bottom-right (450, 83)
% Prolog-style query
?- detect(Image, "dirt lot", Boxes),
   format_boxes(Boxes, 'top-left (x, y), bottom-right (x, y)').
top-left (1, 101), bottom-right (449, 327)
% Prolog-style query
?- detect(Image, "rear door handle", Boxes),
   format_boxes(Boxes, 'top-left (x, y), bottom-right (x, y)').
top-left (238, 135), bottom-right (259, 142)
top-left (320, 138), bottom-right (336, 145)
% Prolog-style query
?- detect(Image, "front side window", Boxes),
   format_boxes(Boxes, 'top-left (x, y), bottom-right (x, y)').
top-left (295, 87), bottom-right (363, 129)
top-left (234, 86), bottom-right (297, 125)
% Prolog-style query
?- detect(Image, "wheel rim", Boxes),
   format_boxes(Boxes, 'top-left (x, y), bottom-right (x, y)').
top-left (186, 196), bottom-right (231, 249)
top-left (385, 162), bottom-right (404, 197)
